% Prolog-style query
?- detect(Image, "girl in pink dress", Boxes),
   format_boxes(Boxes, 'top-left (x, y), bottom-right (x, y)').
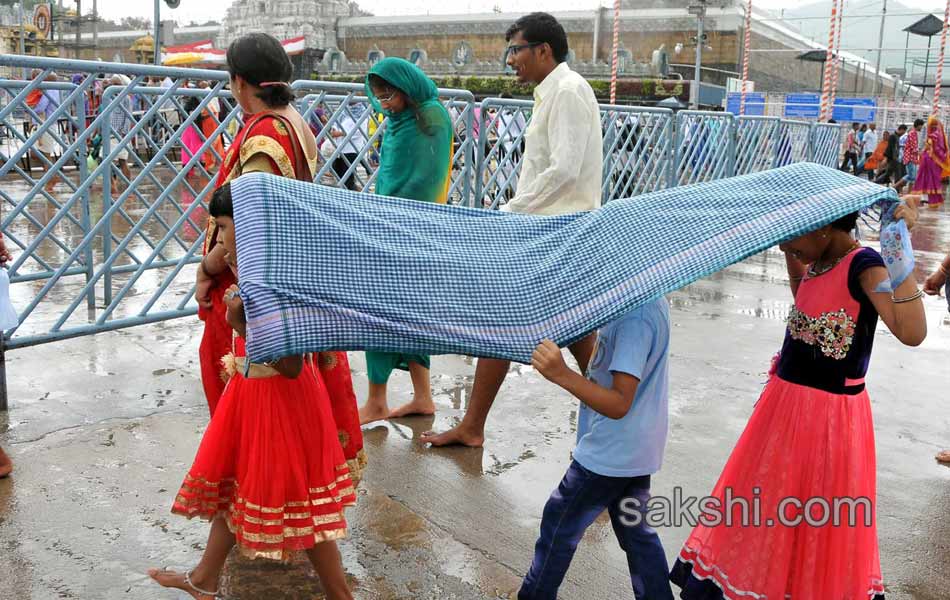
top-left (672, 208), bottom-right (926, 600)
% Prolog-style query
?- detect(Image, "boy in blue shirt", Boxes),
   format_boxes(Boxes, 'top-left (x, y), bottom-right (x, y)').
top-left (520, 297), bottom-right (674, 600)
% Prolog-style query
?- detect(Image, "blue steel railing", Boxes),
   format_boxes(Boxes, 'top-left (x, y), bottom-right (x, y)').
top-left (0, 54), bottom-right (842, 408)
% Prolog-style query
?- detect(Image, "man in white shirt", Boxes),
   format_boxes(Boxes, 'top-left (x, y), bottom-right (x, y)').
top-left (423, 12), bottom-right (600, 447)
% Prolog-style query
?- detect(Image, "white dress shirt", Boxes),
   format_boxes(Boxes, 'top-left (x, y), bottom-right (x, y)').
top-left (503, 62), bottom-right (603, 215)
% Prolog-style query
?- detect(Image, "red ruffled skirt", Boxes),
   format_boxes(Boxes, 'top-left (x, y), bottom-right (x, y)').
top-left (672, 376), bottom-right (884, 599)
top-left (313, 351), bottom-right (366, 484)
top-left (172, 358), bottom-right (357, 561)
top-left (199, 291), bottom-right (365, 482)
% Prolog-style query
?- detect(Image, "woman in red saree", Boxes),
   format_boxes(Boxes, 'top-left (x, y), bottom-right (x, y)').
top-left (191, 39), bottom-right (365, 482)
top-left (148, 34), bottom-right (362, 600)
top-left (912, 116), bottom-right (950, 206)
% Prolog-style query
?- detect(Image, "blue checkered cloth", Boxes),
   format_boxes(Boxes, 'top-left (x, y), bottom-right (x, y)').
top-left (232, 163), bottom-right (897, 364)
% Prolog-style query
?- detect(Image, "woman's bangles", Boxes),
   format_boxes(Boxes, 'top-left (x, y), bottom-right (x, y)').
top-left (892, 289), bottom-right (924, 304)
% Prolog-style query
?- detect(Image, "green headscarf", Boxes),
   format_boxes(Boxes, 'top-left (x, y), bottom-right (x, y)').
top-left (366, 58), bottom-right (453, 203)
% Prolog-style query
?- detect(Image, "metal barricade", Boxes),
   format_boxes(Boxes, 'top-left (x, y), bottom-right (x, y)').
top-left (811, 122), bottom-right (843, 168)
top-left (475, 98), bottom-right (533, 210)
top-left (477, 100), bottom-right (676, 208)
top-left (0, 79), bottom-right (92, 298)
top-left (0, 53), bottom-right (848, 410)
top-left (774, 120), bottom-right (812, 168)
top-left (734, 116), bottom-right (780, 176)
top-left (0, 56), bottom-right (232, 391)
top-left (673, 111), bottom-right (736, 186)
top-left (601, 105), bottom-right (674, 201)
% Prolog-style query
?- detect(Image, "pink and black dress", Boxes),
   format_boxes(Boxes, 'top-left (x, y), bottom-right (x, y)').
top-left (671, 246), bottom-right (887, 600)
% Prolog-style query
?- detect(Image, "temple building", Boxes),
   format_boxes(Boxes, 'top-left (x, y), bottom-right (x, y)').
top-left (217, 0), bottom-right (900, 104)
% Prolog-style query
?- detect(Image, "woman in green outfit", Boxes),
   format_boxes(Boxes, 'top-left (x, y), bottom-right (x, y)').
top-left (358, 57), bottom-right (454, 425)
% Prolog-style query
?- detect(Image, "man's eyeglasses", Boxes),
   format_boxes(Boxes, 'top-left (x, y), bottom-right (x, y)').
top-left (505, 42), bottom-right (543, 58)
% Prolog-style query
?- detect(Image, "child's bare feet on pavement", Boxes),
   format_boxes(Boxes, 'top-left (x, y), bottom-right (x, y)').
top-left (420, 424), bottom-right (485, 448)
top-left (936, 450), bottom-right (950, 464)
top-left (359, 402), bottom-right (390, 425)
top-left (389, 395), bottom-right (436, 419)
top-left (147, 568), bottom-right (217, 599)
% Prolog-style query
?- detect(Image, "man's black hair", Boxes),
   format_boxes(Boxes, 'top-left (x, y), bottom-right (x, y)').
top-left (914, 118), bottom-right (925, 128)
top-left (897, 123), bottom-right (908, 131)
top-left (209, 183), bottom-right (233, 218)
top-left (505, 12), bottom-right (569, 63)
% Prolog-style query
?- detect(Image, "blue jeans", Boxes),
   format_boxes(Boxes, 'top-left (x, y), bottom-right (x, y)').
top-left (905, 161), bottom-right (918, 183)
top-left (519, 461), bottom-right (674, 600)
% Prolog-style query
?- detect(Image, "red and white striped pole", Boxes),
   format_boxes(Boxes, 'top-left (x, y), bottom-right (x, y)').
top-left (610, 0), bottom-right (620, 105)
top-left (820, 0), bottom-right (839, 121)
top-left (932, 0), bottom-right (950, 114)
top-left (828, 0), bottom-right (844, 120)
top-left (739, 0), bottom-right (753, 115)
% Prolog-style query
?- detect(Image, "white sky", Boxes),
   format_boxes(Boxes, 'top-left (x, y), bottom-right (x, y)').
top-left (85, 0), bottom-right (950, 25)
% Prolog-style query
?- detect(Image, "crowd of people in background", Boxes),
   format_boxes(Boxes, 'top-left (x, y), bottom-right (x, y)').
top-left (841, 117), bottom-right (948, 207)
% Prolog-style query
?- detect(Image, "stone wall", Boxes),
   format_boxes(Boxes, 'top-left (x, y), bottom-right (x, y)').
top-left (746, 32), bottom-right (896, 95)
top-left (340, 24), bottom-right (740, 81)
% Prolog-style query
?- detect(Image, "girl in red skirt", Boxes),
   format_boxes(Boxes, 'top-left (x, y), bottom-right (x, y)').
top-left (671, 206), bottom-right (925, 599)
top-left (149, 184), bottom-right (356, 600)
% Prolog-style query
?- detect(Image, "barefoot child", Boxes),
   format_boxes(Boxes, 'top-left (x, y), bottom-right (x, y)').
top-left (149, 184), bottom-right (357, 600)
top-left (672, 207), bottom-right (925, 599)
top-left (521, 297), bottom-right (674, 600)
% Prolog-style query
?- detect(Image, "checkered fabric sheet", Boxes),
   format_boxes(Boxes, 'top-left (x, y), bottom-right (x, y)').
top-left (232, 163), bottom-right (897, 364)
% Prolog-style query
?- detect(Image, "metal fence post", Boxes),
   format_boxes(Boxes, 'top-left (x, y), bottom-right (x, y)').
top-left (808, 123), bottom-right (816, 162)
top-left (728, 116), bottom-right (738, 177)
top-left (77, 98), bottom-right (95, 312)
top-left (602, 109), bottom-right (615, 204)
top-left (671, 114), bottom-right (682, 188)
top-left (463, 100), bottom-right (474, 207)
top-left (101, 115), bottom-right (113, 308)
top-left (666, 115), bottom-right (676, 189)
top-left (473, 103), bottom-right (486, 208)
top-left (0, 335), bottom-right (6, 412)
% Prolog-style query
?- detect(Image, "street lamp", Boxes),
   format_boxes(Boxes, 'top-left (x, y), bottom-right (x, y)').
top-left (688, 0), bottom-right (708, 110)
top-left (154, 0), bottom-right (180, 65)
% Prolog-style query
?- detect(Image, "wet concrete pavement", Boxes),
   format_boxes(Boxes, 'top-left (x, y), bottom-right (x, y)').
top-left (1, 205), bottom-right (950, 599)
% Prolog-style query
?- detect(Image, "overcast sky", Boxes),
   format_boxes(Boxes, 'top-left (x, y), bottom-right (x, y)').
top-left (87, 0), bottom-right (950, 25)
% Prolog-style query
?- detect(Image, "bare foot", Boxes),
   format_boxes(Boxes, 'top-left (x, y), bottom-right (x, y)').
top-left (936, 450), bottom-right (950, 464)
top-left (359, 402), bottom-right (390, 425)
top-left (147, 568), bottom-right (216, 600)
top-left (389, 396), bottom-right (436, 419)
top-left (420, 424), bottom-right (484, 448)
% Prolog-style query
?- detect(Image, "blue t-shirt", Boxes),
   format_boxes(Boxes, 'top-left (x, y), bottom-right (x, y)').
top-left (573, 298), bottom-right (671, 478)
